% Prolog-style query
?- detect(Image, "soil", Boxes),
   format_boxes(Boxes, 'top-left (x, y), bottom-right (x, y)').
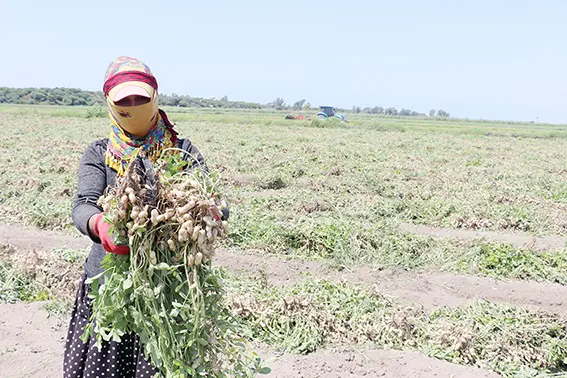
top-left (0, 302), bottom-right (66, 378)
top-left (0, 223), bottom-right (89, 252)
top-left (231, 173), bottom-right (256, 187)
top-left (0, 302), bottom-right (500, 378)
top-left (258, 346), bottom-right (500, 378)
top-left (401, 222), bottom-right (567, 252)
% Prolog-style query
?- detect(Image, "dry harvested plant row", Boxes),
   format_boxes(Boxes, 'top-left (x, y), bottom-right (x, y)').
top-left (227, 274), bottom-right (567, 378)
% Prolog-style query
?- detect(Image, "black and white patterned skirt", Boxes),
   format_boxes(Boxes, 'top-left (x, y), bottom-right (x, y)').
top-left (63, 274), bottom-right (158, 378)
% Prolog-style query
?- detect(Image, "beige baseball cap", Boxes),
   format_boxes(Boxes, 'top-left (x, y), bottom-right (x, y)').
top-left (109, 81), bottom-right (155, 102)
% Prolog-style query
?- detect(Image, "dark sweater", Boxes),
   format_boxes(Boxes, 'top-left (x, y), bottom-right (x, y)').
top-left (72, 137), bottom-right (206, 278)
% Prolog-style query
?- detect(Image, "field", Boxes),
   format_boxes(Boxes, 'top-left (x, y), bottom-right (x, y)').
top-left (1, 105), bottom-right (567, 377)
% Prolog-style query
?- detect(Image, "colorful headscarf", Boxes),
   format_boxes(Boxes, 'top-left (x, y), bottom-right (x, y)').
top-left (103, 56), bottom-right (157, 97)
top-left (103, 56), bottom-right (178, 176)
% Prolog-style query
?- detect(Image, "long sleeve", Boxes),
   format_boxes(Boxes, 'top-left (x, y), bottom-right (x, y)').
top-left (72, 140), bottom-right (107, 242)
top-left (180, 138), bottom-right (207, 172)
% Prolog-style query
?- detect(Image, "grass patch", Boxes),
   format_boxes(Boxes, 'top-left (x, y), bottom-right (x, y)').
top-left (3, 105), bottom-right (567, 376)
top-left (0, 261), bottom-right (50, 303)
top-left (0, 244), bottom-right (83, 301)
top-left (257, 176), bottom-right (287, 190)
top-left (230, 206), bottom-right (567, 283)
top-left (309, 117), bottom-right (347, 129)
top-left (226, 272), bottom-right (567, 377)
top-left (51, 247), bottom-right (89, 263)
top-left (42, 298), bottom-right (72, 318)
top-left (462, 243), bottom-right (567, 284)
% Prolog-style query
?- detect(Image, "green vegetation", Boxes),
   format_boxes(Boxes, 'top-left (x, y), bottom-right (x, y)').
top-left (470, 243), bottom-right (567, 283)
top-left (226, 272), bottom-right (567, 377)
top-left (0, 243), bottom-right (86, 305)
top-left (51, 247), bottom-right (90, 263)
top-left (0, 260), bottom-right (49, 304)
top-left (2, 105), bottom-right (567, 377)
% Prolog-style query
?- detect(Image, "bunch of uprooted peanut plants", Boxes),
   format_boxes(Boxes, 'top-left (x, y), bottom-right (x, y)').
top-left (81, 151), bottom-right (269, 378)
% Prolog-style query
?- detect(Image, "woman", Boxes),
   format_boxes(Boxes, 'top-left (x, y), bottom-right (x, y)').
top-left (64, 56), bottom-right (206, 378)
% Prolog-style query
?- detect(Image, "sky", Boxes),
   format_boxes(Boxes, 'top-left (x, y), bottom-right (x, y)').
top-left (1, 0), bottom-right (566, 123)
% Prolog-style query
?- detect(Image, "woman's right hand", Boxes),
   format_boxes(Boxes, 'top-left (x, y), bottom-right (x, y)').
top-left (89, 213), bottom-right (130, 255)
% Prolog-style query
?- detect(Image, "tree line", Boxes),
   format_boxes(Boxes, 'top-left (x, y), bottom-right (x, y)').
top-left (0, 87), bottom-right (104, 106)
top-left (351, 106), bottom-right (449, 118)
top-left (275, 98), bottom-right (450, 118)
top-left (0, 87), bottom-right (450, 117)
top-left (0, 88), bottom-right (263, 109)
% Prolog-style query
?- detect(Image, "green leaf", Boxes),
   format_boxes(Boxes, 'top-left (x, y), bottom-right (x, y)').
top-left (154, 262), bottom-right (171, 270)
top-left (154, 284), bottom-right (164, 296)
top-left (258, 367), bottom-right (272, 374)
top-left (85, 272), bottom-right (104, 285)
top-left (80, 323), bottom-right (92, 343)
top-left (111, 329), bottom-right (123, 343)
top-left (123, 278), bottom-right (133, 290)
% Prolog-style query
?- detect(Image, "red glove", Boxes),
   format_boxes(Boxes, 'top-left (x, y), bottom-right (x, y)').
top-left (91, 213), bottom-right (130, 255)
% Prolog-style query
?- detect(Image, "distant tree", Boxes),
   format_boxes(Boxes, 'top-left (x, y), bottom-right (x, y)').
top-left (274, 98), bottom-right (286, 110)
top-left (355, 107), bottom-right (361, 114)
top-left (437, 109), bottom-right (450, 118)
top-left (293, 99), bottom-right (306, 110)
top-left (303, 102), bottom-right (311, 111)
top-left (384, 107), bottom-right (398, 116)
top-left (429, 109), bottom-right (436, 117)
top-left (31, 90), bottom-right (47, 103)
top-left (169, 94), bottom-right (181, 107)
top-left (369, 106), bottom-right (384, 115)
top-left (399, 108), bottom-right (412, 116)
top-left (62, 96), bottom-right (75, 105)
top-left (91, 92), bottom-right (105, 105)
top-left (178, 98), bottom-right (191, 107)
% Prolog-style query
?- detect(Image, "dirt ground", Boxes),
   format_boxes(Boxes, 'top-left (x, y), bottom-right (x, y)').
top-left (400, 223), bottom-right (567, 252)
top-left (0, 302), bottom-right (66, 378)
top-left (0, 302), bottom-right (499, 378)
top-left (2, 222), bottom-right (565, 377)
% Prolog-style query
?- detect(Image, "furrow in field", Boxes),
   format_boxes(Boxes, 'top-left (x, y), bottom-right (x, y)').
top-left (1, 223), bottom-right (564, 315)
top-left (215, 249), bottom-right (567, 314)
top-left (401, 222), bottom-right (567, 252)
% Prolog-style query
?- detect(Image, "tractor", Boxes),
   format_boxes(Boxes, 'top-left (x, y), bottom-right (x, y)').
top-left (317, 106), bottom-right (347, 122)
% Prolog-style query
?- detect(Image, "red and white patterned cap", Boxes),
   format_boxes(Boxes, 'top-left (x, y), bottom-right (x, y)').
top-left (103, 56), bottom-right (158, 102)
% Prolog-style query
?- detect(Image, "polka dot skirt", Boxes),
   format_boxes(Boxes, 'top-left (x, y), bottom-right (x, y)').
top-left (63, 274), bottom-right (159, 378)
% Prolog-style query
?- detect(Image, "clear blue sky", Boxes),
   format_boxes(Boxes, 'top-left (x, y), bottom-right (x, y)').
top-left (2, 0), bottom-right (566, 123)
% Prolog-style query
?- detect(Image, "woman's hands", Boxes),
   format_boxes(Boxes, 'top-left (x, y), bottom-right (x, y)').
top-left (89, 213), bottom-right (130, 255)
